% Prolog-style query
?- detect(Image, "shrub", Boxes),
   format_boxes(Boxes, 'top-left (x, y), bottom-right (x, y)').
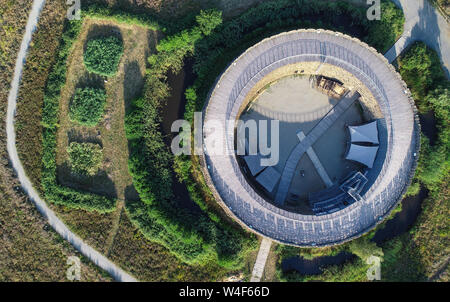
top-left (69, 87), bottom-right (106, 126)
top-left (398, 42), bottom-right (447, 109)
top-left (83, 35), bottom-right (123, 76)
top-left (41, 20), bottom-right (116, 213)
top-left (67, 142), bottom-right (103, 176)
top-left (125, 10), bottom-right (257, 267)
top-left (399, 42), bottom-right (450, 190)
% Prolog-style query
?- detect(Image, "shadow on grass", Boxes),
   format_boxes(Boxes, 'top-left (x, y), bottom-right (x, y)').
top-left (57, 161), bottom-right (118, 200)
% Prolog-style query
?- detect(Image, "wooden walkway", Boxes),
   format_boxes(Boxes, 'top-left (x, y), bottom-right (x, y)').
top-left (250, 238), bottom-right (272, 282)
top-left (202, 30), bottom-right (419, 247)
top-left (386, 0), bottom-right (449, 76)
top-left (297, 131), bottom-right (333, 187)
top-left (275, 92), bottom-right (359, 205)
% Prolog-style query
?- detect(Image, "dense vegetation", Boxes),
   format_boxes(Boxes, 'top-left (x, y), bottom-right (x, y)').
top-left (399, 42), bottom-right (449, 193)
top-left (41, 20), bottom-right (116, 213)
top-left (16, 0), bottom-right (447, 282)
top-left (276, 42), bottom-right (449, 282)
top-left (125, 9), bottom-right (257, 267)
top-left (0, 0), bottom-right (111, 281)
top-left (429, 0), bottom-right (450, 17)
top-left (173, 0), bottom-right (406, 244)
top-left (67, 142), bottom-right (103, 176)
top-left (69, 87), bottom-right (107, 126)
top-left (83, 35), bottom-right (124, 76)
top-left (166, 0), bottom-right (405, 275)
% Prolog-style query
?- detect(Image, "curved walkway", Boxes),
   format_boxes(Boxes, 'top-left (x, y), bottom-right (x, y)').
top-left (251, 102), bottom-right (334, 123)
top-left (274, 92), bottom-right (359, 205)
top-left (6, 0), bottom-right (136, 282)
top-left (386, 0), bottom-right (450, 76)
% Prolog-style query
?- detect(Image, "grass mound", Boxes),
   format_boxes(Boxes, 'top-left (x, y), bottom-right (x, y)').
top-left (67, 142), bottom-right (103, 176)
top-left (83, 35), bottom-right (123, 76)
top-left (69, 87), bottom-right (106, 126)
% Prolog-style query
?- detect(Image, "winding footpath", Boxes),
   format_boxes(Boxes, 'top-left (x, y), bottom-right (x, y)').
top-left (6, 0), bottom-right (136, 282)
top-left (5, 0), bottom-right (448, 282)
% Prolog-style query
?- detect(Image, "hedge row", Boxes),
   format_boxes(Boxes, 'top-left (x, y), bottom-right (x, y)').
top-left (125, 10), bottom-right (257, 267)
top-left (40, 19), bottom-right (116, 213)
top-left (399, 42), bottom-right (450, 193)
top-left (174, 0), bottom-right (404, 228)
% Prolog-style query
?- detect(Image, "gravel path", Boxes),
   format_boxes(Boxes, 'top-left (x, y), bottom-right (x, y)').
top-left (6, 0), bottom-right (137, 282)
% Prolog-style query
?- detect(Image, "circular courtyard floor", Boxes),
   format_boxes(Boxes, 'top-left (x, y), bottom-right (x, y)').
top-left (239, 75), bottom-right (366, 214)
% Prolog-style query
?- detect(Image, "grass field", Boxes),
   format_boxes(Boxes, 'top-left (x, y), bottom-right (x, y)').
top-left (0, 0), bottom-right (112, 282)
top-left (8, 0), bottom-right (447, 282)
top-left (13, 1), bottom-right (258, 281)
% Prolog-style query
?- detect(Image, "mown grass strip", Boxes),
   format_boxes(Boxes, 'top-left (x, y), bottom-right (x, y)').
top-left (40, 19), bottom-right (116, 213)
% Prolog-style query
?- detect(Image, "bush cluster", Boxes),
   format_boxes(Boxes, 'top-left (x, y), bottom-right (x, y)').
top-left (173, 0), bottom-right (404, 278)
top-left (41, 20), bottom-right (115, 213)
top-left (67, 142), bottom-right (103, 176)
top-left (125, 10), bottom-right (258, 267)
top-left (83, 35), bottom-right (124, 76)
top-left (399, 42), bottom-right (450, 192)
top-left (69, 87), bottom-right (106, 126)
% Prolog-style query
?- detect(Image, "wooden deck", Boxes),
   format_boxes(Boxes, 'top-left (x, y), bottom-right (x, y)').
top-left (201, 30), bottom-right (420, 247)
top-left (275, 92), bottom-right (359, 205)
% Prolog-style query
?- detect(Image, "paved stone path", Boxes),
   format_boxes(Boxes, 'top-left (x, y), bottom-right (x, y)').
top-left (385, 0), bottom-right (449, 76)
top-left (250, 238), bottom-right (272, 282)
top-left (275, 92), bottom-right (359, 205)
top-left (297, 131), bottom-right (334, 187)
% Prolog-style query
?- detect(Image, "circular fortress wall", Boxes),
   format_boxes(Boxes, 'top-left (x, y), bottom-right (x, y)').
top-left (201, 29), bottom-right (420, 247)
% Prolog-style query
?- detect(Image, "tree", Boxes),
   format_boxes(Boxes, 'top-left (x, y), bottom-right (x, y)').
top-left (348, 237), bottom-right (384, 262)
top-left (196, 9), bottom-right (223, 36)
